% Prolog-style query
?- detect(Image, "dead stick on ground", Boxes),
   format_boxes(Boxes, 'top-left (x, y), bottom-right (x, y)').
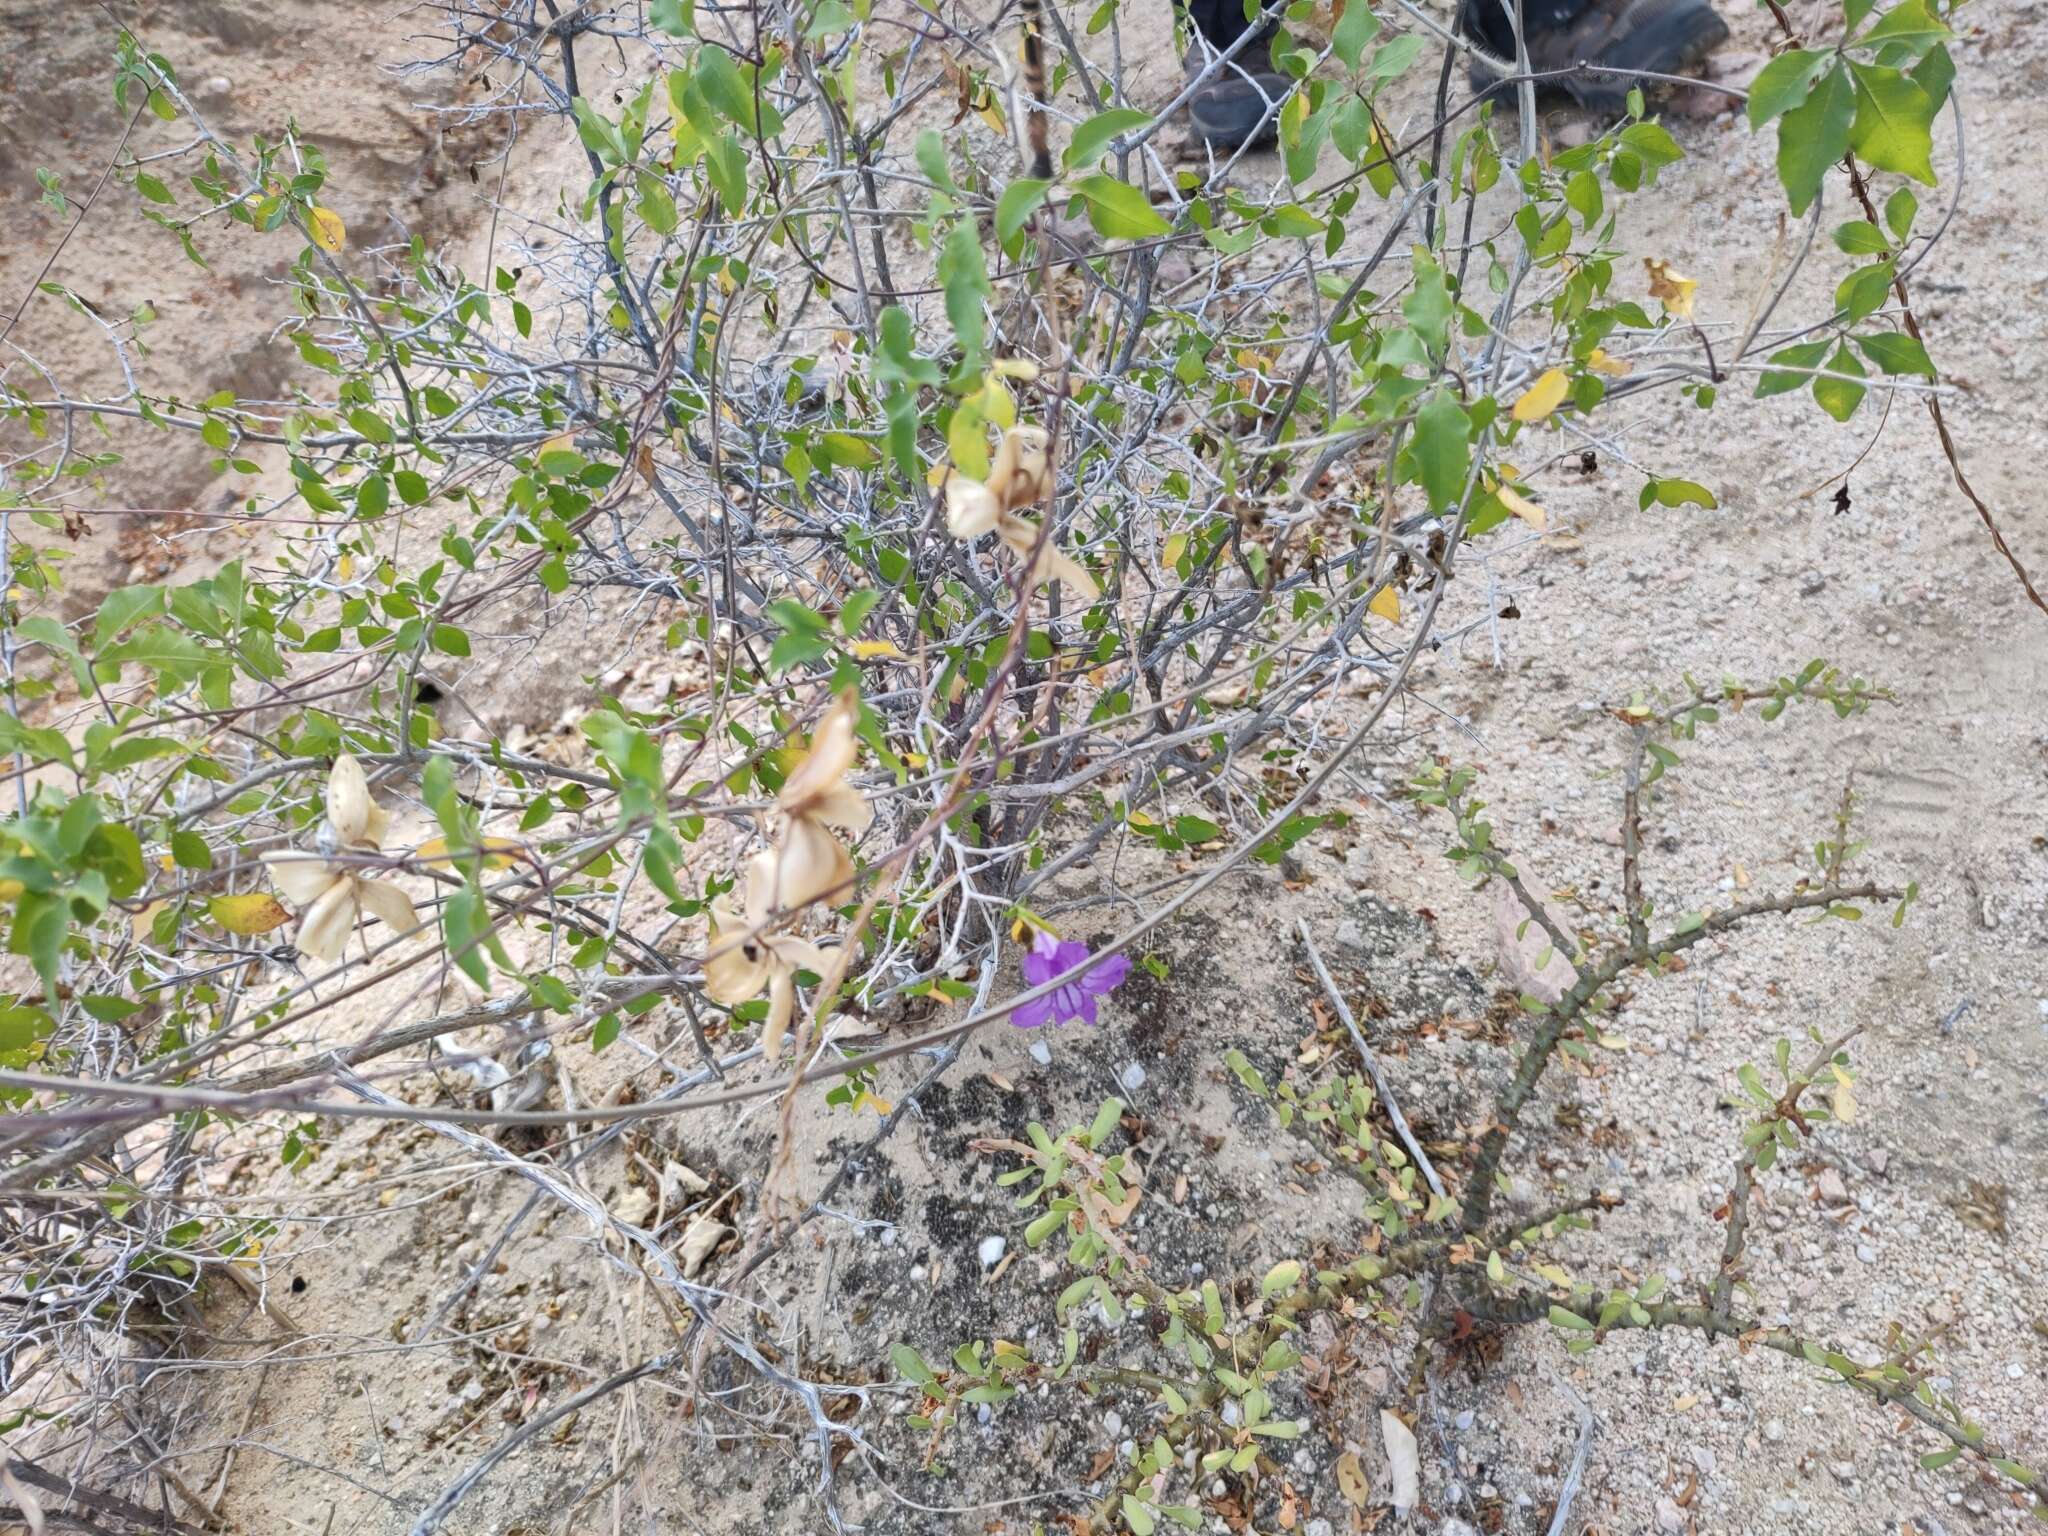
top-left (1297, 919), bottom-right (1446, 1202)
top-left (1545, 1381), bottom-right (1597, 1536)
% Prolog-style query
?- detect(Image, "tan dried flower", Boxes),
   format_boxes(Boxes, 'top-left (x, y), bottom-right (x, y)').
top-left (946, 425), bottom-right (1099, 601)
top-left (260, 754), bottom-right (418, 963)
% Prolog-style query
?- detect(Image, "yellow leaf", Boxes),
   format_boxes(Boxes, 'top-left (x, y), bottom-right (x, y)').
top-left (901, 751), bottom-right (927, 769)
top-left (336, 553), bottom-right (355, 583)
top-left (132, 899), bottom-right (166, 939)
top-left (1369, 586), bottom-right (1402, 623)
top-left (1511, 368), bottom-right (1570, 423)
top-left (849, 639), bottom-right (905, 660)
top-left (1644, 258), bottom-right (1697, 319)
top-left (1495, 481), bottom-right (1547, 530)
top-left (209, 892), bottom-right (292, 935)
top-left (850, 1088), bottom-right (894, 1116)
top-left (308, 206), bottom-right (346, 253)
top-left (415, 836), bottom-right (521, 871)
top-left (0, 878), bottom-right (25, 902)
top-left (1586, 347), bottom-right (1631, 377)
top-left (541, 432), bottom-right (575, 460)
top-left (1829, 1063), bottom-right (1857, 1124)
top-left (1532, 1262), bottom-right (1572, 1288)
top-left (1161, 533), bottom-right (1188, 570)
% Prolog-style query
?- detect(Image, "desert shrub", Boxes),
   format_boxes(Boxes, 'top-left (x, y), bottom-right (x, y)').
top-left (1, 0), bottom-right (2035, 1529)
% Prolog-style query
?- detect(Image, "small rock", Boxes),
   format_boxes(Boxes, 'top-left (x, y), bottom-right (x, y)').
top-left (1440, 1522), bottom-right (1477, 1536)
top-left (1028, 1040), bottom-right (1052, 1067)
top-left (1799, 570), bottom-right (1827, 596)
top-left (1333, 918), bottom-right (1366, 950)
top-left (1763, 1419), bottom-right (1785, 1442)
top-left (1102, 1409), bottom-right (1123, 1436)
top-left (1119, 1061), bottom-right (1148, 1091)
top-left (1655, 1495), bottom-right (1686, 1534)
top-left (1856, 1242), bottom-right (1878, 1264)
top-left (1490, 883), bottom-right (1576, 1006)
top-left (609, 1185), bottom-right (655, 1228)
top-left (1816, 1168), bottom-right (1851, 1206)
top-left (1690, 1445), bottom-right (1716, 1476)
top-left (1831, 1461), bottom-right (1857, 1484)
top-left (978, 1235), bottom-right (1007, 1269)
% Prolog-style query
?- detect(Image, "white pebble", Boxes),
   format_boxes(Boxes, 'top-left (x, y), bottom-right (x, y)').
top-left (1029, 1040), bottom-right (1053, 1066)
top-left (1120, 1061), bottom-right (1148, 1091)
top-left (978, 1235), bottom-right (1007, 1269)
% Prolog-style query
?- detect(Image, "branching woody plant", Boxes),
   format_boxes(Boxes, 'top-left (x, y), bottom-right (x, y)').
top-left (0, 0), bottom-right (2031, 1528)
top-left (924, 676), bottom-right (2038, 1531)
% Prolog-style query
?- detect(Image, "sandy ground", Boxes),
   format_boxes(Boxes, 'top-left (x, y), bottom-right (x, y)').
top-left (2, 0), bottom-right (2044, 1531)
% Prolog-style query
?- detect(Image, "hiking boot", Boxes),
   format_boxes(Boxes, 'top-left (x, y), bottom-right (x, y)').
top-left (1458, 0), bottom-right (1729, 110)
top-left (1183, 49), bottom-right (1292, 152)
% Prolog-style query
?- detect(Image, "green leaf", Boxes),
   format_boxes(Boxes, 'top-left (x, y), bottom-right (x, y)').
top-left (1547, 1305), bottom-right (1593, 1331)
top-left (1070, 174), bottom-right (1170, 240)
top-left (1756, 339), bottom-right (1831, 398)
top-left (1854, 0), bottom-right (1950, 51)
top-left (1410, 392), bottom-right (1471, 511)
top-left (1848, 63), bottom-right (1936, 185)
top-left (1911, 43), bottom-right (1954, 111)
top-left (1855, 331), bottom-right (1934, 376)
top-left (938, 219), bottom-right (993, 364)
top-left (1332, 0), bottom-right (1381, 68)
top-left (839, 588), bottom-right (882, 635)
top-left (1086, 1096), bottom-right (1125, 1148)
top-left (1775, 63), bottom-right (1853, 216)
top-left (1364, 33), bottom-right (1426, 79)
top-left (1836, 259), bottom-right (1895, 324)
top-left (1260, 203), bottom-right (1325, 238)
top-left (1637, 477), bottom-right (1717, 510)
top-left (1121, 1495), bottom-right (1157, 1536)
top-left (1812, 344), bottom-right (1867, 422)
top-left (1884, 185), bottom-right (1919, 241)
top-left (17, 617), bottom-right (91, 692)
top-left (890, 1343), bottom-right (935, 1385)
top-left (1064, 107), bottom-right (1150, 170)
top-left (591, 1012), bottom-right (621, 1050)
top-left (93, 585), bottom-right (165, 650)
top-left (804, 0), bottom-right (856, 38)
top-left (996, 178), bottom-right (1053, 259)
top-left (1261, 1259), bottom-right (1303, 1297)
top-left (1833, 220), bottom-right (1890, 255)
top-left (1920, 1448), bottom-right (1961, 1471)
top-left (1745, 48), bottom-right (1829, 127)
top-left (696, 46), bottom-right (764, 132)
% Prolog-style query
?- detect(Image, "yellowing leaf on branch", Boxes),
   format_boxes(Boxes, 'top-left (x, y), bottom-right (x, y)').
top-left (415, 836), bottom-right (521, 871)
top-left (1586, 347), bottom-right (1632, 377)
top-left (308, 206), bottom-right (346, 253)
top-left (1161, 533), bottom-right (1188, 570)
top-left (1644, 258), bottom-right (1697, 319)
top-left (209, 893), bottom-right (292, 935)
top-left (1829, 1063), bottom-right (1857, 1123)
top-left (1511, 368), bottom-right (1570, 423)
top-left (849, 638), bottom-right (905, 660)
top-left (1369, 586), bottom-right (1402, 623)
top-left (1495, 481), bottom-right (1547, 530)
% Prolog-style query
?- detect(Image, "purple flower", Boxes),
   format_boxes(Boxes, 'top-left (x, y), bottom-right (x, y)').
top-left (1012, 928), bottom-right (1130, 1029)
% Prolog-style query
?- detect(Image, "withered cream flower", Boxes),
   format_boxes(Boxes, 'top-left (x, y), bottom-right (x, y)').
top-left (701, 692), bottom-right (870, 1062)
top-left (946, 426), bottom-right (1099, 601)
top-left (261, 754), bottom-right (418, 963)
top-left (703, 850), bottom-right (830, 1065)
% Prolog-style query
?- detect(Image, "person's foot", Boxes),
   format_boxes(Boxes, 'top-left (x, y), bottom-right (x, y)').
top-left (1458, 0), bottom-right (1730, 112)
top-left (1183, 51), bottom-right (1292, 152)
